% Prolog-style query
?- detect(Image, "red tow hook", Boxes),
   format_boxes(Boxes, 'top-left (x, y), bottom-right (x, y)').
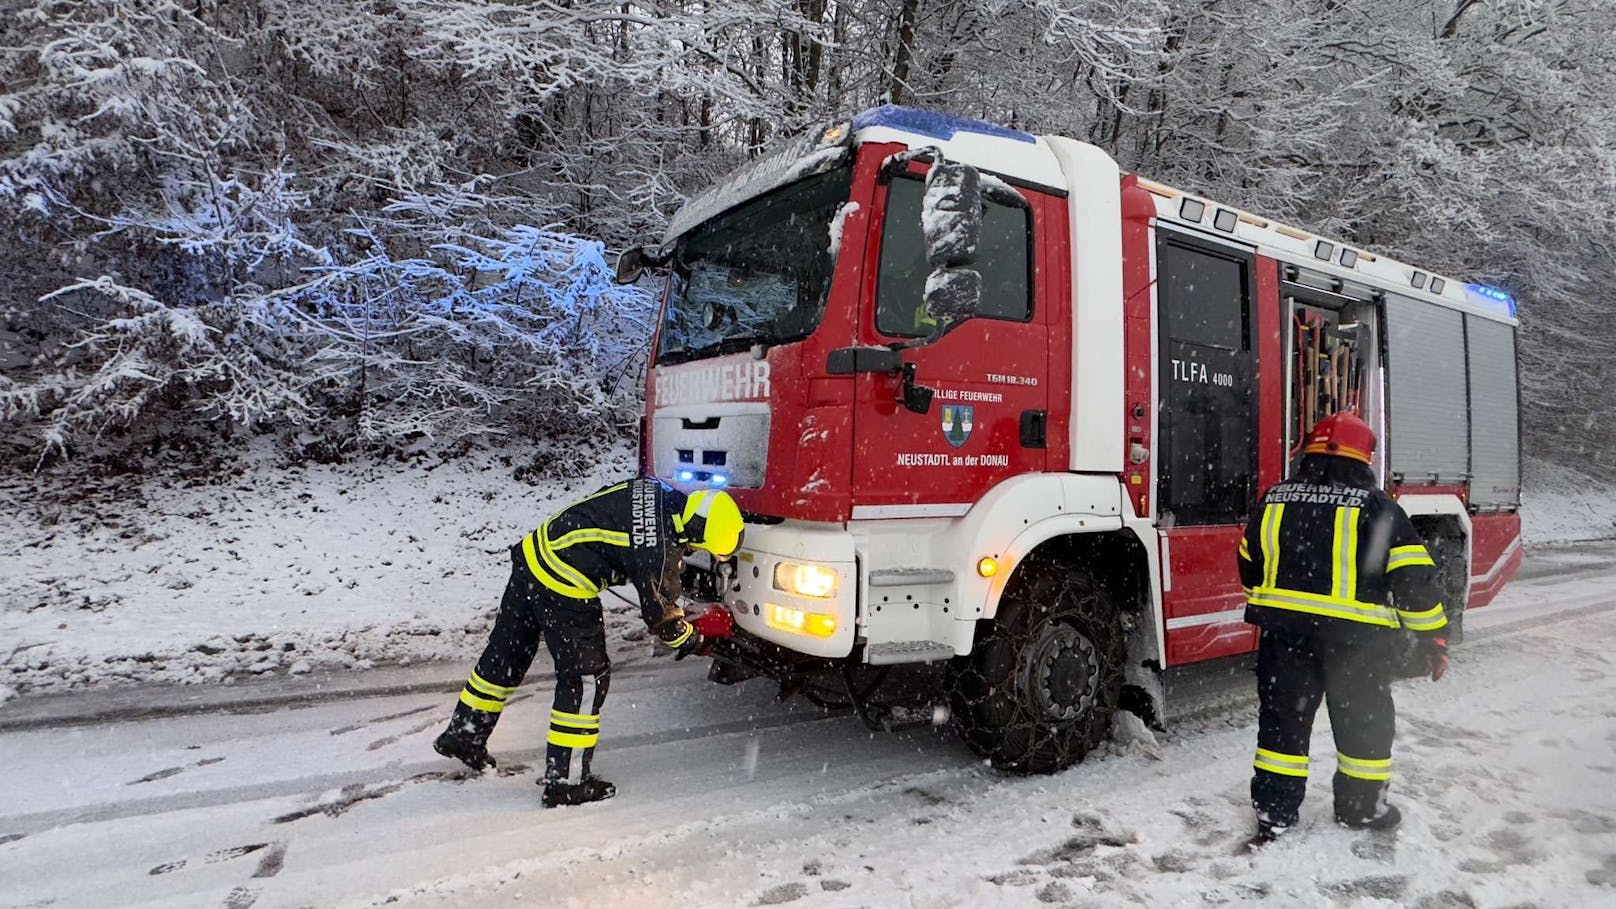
top-left (690, 604), bottom-right (734, 639)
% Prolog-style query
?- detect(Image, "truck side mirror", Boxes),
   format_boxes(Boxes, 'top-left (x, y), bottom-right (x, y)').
top-left (922, 162), bottom-right (982, 269)
top-left (614, 246), bottom-right (648, 285)
top-left (923, 267), bottom-right (982, 329)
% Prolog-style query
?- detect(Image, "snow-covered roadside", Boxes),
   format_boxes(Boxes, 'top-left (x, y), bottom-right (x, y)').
top-left (1520, 457), bottom-right (1616, 545)
top-left (1, 443), bottom-right (639, 696)
top-left (6, 449), bottom-right (1616, 700)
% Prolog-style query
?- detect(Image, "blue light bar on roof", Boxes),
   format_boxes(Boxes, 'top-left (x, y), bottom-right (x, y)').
top-left (851, 105), bottom-right (1036, 145)
top-left (1465, 282), bottom-right (1518, 316)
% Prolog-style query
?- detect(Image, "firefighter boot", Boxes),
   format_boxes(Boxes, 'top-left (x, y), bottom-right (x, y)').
top-left (1338, 803), bottom-right (1401, 832)
top-left (1242, 818), bottom-right (1289, 852)
top-left (433, 702), bottom-right (499, 771)
top-left (541, 776), bottom-right (616, 808)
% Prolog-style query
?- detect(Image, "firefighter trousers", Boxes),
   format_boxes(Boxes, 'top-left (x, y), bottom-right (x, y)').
top-left (1251, 628), bottom-right (1396, 830)
top-left (450, 546), bottom-right (612, 783)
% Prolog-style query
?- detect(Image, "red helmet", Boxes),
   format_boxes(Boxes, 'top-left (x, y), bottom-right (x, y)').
top-left (1302, 412), bottom-right (1376, 464)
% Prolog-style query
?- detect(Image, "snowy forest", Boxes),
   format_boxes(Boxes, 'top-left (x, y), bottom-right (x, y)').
top-left (1, 0), bottom-right (1613, 472)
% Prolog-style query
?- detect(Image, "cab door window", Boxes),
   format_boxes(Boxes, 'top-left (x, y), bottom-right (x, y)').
top-left (874, 176), bottom-right (1032, 337)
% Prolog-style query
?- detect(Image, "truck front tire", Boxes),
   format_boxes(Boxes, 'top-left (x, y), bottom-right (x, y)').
top-left (950, 560), bottom-right (1125, 773)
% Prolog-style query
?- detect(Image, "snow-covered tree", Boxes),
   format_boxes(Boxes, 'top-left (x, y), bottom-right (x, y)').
top-left (2, 0), bottom-right (1613, 472)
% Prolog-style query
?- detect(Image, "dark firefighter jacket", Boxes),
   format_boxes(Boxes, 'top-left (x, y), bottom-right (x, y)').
top-left (1238, 455), bottom-right (1447, 644)
top-left (517, 477), bottom-right (689, 634)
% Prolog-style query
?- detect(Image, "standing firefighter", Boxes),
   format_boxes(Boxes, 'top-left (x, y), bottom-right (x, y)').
top-left (1238, 412), bottom-right (1449, 845)
top-left (433, 477), bottom-right (744, 807)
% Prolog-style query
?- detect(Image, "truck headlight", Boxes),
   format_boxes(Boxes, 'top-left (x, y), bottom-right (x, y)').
top-left (773, 562), bottom-right (839, 598)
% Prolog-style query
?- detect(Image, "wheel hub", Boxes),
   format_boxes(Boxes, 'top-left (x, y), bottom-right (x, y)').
top-left (1020, 623), bottom-right (1100, 722)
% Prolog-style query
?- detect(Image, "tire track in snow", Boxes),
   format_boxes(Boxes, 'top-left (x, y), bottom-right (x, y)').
top-left (0, 707), bottom-right (841, 836)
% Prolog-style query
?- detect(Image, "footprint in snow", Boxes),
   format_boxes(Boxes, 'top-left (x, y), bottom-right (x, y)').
top-left (1413, 890), bottom-right (1478, 909)
top-left (1168, 804), bottom-right (1232, 846)
top-left (1563, 809), bottom-right (1616, 835)
top-left (1351, 836), bottom-right (1397, 863)
top-left (1318, 874), bottom-right (1408, 902)
top-left (149, 842), bottom-right (274, 876)
top-left (1480, 827), bottom-right (1541, 866)
top-left (753, 881), bottom-right (808, 905)
top-left (1586, 853), bottom-right (1616, 887)
top-left (251, 842), bottom-right (288, 878)
top-left (1035, 881), bottom-right (1072, 903)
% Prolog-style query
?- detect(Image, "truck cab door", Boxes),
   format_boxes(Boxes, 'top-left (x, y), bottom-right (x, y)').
top-left (847, 163), bottom-right (1050, 518)
top-left (1154, 230), bottom-right (1260, 663)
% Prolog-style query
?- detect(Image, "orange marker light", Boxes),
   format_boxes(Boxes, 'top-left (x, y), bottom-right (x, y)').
top-left (976, 557), bottom-right (999, 578)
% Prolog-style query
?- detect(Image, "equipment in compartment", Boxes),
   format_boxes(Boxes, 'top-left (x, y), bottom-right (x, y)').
top-left (1290, 304), bottom-right (1366, 461)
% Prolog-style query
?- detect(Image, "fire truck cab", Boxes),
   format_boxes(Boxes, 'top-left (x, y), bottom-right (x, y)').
top-left (622, 106), bottom-right (1523, 773)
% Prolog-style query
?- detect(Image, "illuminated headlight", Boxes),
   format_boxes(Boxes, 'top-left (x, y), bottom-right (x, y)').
top-left (773, 562), bottom-right (839, 598)
top-left (765, 603), bottom-right (838, 638)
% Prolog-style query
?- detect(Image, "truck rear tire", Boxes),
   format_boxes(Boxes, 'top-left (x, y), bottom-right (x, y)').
top-left (1430, 535), bottom-right (1468, 645)
top-left (949, 560), bottom-right (1125, 773)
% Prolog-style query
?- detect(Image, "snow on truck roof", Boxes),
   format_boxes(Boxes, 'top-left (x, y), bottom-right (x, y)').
top-left (661, 106), bottom-right (1069, 244)
top-left (663, 106), bottom-right (1517, 325)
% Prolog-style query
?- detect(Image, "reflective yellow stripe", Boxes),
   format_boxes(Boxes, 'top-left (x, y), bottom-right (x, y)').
top-left (539, 522), bottom-right (599, 593)
top-left (1238, 538), bottom-right (1251, 560)
top-left (536, 522), bottom-right (600, 597)
top-left (468, 672), bottom-right (515, 699)
top-left (550, 709), bottom-right (600, 730)
top-left (1387, 544), bottom-right (1436, 572)
top-left (523, 533), bottom-right (594, 599)
top-left (1254, 747), bottom-right (1309, 777)
top-left (1248, 587), bottom-right (1400, 627)
top-left (526, 480), bottom-right (630, 591)
top-left (550, 528), bottom-right (630, 550)
top-left (547, 728), bottom-right (600, 749)
top-left (1332, 506), bottom-right (1360, 601)
top-left (1399, 603), bottom-right (1449, 632)
top-left (1337, 752), bottom-right (1392, 781)
top-left (662, 623), bottom-right (693, 648)
top-left (459, 689), bottom-right (505, 713)
top-left (1261, 504), bottom-right (1284, 589)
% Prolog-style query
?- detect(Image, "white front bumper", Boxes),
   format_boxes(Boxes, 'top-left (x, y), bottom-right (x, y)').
top-left (723, 522), bottom-right (857, 659)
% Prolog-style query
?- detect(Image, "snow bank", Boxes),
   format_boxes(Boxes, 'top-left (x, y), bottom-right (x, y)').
top-left (1521, 456), bottom-right (1616, 544)
top-left (0, 443), bottom-right (641, 695)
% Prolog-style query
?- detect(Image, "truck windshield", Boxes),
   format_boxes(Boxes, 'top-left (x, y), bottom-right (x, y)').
top-left (657, 167), bottom-right (853, 365)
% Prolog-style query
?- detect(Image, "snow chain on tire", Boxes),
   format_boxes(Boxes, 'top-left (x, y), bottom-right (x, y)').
top-left (948, 559), bottom-right (1127, 774)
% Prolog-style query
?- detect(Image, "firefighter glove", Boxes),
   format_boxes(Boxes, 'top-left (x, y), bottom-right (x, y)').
top-left (658, 619), bottom-right (709, 661)
top-left (1418, 635), bottom-right (1449, 682)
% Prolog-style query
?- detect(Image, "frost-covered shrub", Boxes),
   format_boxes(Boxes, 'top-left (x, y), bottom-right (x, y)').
top-left (0, 215), bottom-right (652, 465)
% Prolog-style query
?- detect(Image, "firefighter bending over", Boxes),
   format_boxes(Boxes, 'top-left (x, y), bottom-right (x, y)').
top-left (433, 477), bottom-right (744, 807)
top-left (1238, 412), bottom-right (1448, 845)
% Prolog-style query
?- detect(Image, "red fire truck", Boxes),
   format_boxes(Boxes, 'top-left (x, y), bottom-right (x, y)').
top-left (617, 106), bottom-right (1523, 772)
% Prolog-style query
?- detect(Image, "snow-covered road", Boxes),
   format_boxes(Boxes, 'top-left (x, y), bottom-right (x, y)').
top-left (3, 545), bottom-right (1615, 909)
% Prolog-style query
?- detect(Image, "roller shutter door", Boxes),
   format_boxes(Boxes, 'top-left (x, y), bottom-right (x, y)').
top-left (1385, 295), bottom-right (1469, 482)
top-left (1466, 316), bottom-right (1521, 507)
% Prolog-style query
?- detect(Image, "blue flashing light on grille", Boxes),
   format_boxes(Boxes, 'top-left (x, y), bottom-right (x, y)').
top-left (677, 469), bottom-right (695, 482)
top-left (1466, 283), bottom-right (1518, 316)
top-left (710, 473), bottom-right (728, 487)
top-left (851, 105), bottom-right (1036, 145)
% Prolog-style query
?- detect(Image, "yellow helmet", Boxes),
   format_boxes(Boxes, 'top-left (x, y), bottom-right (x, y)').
top-left (681, 489), bottom-right (744, 558)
